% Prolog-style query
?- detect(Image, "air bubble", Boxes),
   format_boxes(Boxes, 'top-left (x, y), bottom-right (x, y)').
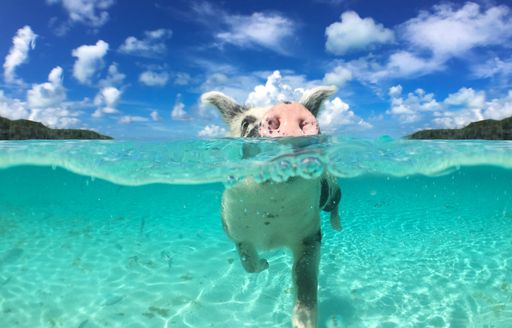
top-left (224, 175), bottom-right (242, 188)
top-left (270, 158), bottom-right (296, 182)
top-left (253, 168), bottom-right (271, 184)
top-left (297, 156), bottom-right (324, 179)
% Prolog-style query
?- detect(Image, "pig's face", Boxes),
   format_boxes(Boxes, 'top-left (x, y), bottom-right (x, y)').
top-left (201, 86), bottom-right (336, 138)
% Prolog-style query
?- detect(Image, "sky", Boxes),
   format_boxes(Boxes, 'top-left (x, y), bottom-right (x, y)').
top-left (1, 0), bottom-right (512, 139)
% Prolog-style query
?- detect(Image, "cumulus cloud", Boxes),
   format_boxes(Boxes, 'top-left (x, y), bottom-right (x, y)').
top-left (28, 106), bottom-right (80, 128)
top-left (47, 0), bottom-right (115, 29)
top-left (93, 86), bottom-right (121, 117)
top-left (27, 66), bottom-right (66, 109)
top-left (72, 40), bottom-right (109, 84)
top-left (1, 67), bottom-right (80, 128)
top-left (402, 2), bottom-right (512, 58)
top-left (150, 110), bottom-right (160, 121)
top-left (99, 63), bottom-right (125, 87)
top-left (198, 124), bottom-right (227, 137)
top-left (139, 70), bottom-right (169, 86)
top-left (0, 91), bottom-right (30, 120)
top-left (216, 13), bottom-right (295, 54)
top-left (189, 3), bottom-right (296, 54)
top-left (319, 97), bottom-right (372, 131)
top-left (323, 65), bottom-right (352, 87)
top-left (444, 87), bottom-right (486, 108)
top-left (325, 11), bottom-right (394, 55)
top-left (387, 85), bottom-right (512, 129)
top-left (171, 96), bottom-right (188, 120)
top-left (471, 56), bottom-right (512, 79)
top-left (3, 26), bottom-right (37, 84)
top-left (387, 85), bottom-right (441, 123)
top-left (325, 2), bottom-right (512, 84)
top-left (245, 71), bottom-right (305, 107)
top-left (119, 29), bottom-right (172, 58)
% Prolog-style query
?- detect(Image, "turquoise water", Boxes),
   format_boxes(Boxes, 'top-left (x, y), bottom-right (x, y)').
top-left (0, 138), bottom-right (511, 327)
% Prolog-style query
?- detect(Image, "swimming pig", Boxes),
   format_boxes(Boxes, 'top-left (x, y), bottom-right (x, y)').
top-left (201, 86), bottom-right (342, 328)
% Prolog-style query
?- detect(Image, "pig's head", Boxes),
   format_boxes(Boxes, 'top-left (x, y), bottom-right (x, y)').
top-left (201, 86), bottom-right (336, 138)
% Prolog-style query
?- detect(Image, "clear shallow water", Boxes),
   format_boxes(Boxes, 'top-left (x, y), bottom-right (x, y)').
top-left (0, 138), bottom-right (511, 327)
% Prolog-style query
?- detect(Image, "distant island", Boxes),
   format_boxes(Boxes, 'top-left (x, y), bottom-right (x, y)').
top-left (0, 116), bottom-right (112, 140)
top-left (408, 116), bottom-right (512, 140)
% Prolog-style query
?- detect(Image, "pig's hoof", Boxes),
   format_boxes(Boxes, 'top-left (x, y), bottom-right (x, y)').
top-left (330, 214), bottom-right (342, 231)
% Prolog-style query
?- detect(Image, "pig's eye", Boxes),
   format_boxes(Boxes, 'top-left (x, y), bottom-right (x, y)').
top-left (240, 116), bottom-right (256, 136)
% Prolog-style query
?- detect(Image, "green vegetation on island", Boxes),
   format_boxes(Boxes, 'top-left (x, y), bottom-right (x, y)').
top-left (408, 116), bottom-right (512, 140)
top-left (0, 116), bottom-right (112, 140)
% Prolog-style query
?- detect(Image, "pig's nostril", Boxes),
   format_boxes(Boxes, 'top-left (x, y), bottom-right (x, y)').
top-left (268, 117), bottom-right (280, 130)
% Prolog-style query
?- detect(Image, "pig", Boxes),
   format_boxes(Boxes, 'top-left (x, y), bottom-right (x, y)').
top-left (201, 86), bottom-right (342, 328)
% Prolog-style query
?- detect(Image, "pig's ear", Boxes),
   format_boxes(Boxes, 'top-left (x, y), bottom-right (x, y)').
top-left (299, 86), bottom-right (337, 117)
top-left (201, 91), bottom-right (246, 124)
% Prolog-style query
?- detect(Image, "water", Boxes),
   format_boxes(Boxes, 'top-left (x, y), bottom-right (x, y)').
top-left (0, 137), bottom-right (511, 328)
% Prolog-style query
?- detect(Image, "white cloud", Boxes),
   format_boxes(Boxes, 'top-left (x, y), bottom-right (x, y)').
top-left (47, 0), bottom-right (115, 28)
top-left (245, 70), bottom-right (305, 107)
top-left (387, 85), bottom-right (441, 124)
top-left (119, 29), bottom-right (172, 58)
top-left (325, 3), bottom-right (512, 84)
top-left (139, 70), bottom-right (169, 86)
top-left (319, 97), bottom-right (372, 131)
top-left (1, 67), bottom-right (80, 128)
top-left (3, 26), bottom-right (37, 84)
top-left (216, 12), bottom-right (295, 54)
top-left (388, 85), bottom-right (402, 97)
top-left (323, 65), bottom-right (352, 87)
top-left (402, 2), bottom-right (512, 58)
top-left (336, 51), bottom-right (444, 85)
top-left (27, 66), bottom-right (66, 109)
top-left (72, 40), bottom-right (109, 84)
top-left (444, 87), bottom-right (485, 108)
top-left (150, 110), bottom-right (159, 121)
top-left (325, 11), bottom-right (394, 55)
top-left (171, 96), bottom-right (188, 120)
top-left (0, 91), bottom-right (30, 120)
top-left (434, 89), bottom-right (512, 128)
top-left (198, 124), bottom-right (227, 137)
top-left (99, 63), bottom-right (125, 87)
top-left (119, 115), bottom-right (149, 124)
top-left (471, 56), bottom-right (512, 79)
top-left (385, 51), bottom-right (443, 77)
top-left (387, 85), bottom-right (512, 129)
top-left (93, 86), bottom-right (121, 117)
top-left (28, 107), bottom-right (79, 128)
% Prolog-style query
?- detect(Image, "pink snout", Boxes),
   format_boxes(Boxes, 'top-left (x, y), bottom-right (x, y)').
top-left (259, 103), bottom-right (319, 137)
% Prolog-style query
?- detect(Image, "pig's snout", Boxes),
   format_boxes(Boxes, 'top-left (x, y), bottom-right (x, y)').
top-left (259, 103), bottom-right (319, 137)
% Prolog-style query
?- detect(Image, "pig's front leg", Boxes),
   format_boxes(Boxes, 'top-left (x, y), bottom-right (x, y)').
top-left (321, 174), bottom-right (342, 231)
top-left (236, 241), bottom-right (269, 273)
top-left (291, 230), bottom-right (321, 328)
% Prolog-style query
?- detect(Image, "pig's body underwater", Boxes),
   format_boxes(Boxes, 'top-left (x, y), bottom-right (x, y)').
top-left (201, 86), bottom-right (342, 328)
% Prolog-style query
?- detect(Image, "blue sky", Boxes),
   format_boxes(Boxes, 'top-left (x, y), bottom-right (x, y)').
top-left (1, 0), bottom-right (511, 139)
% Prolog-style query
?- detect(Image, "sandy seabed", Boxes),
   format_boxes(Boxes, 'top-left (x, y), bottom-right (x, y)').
top-left (1, 166), bottom-right (512, 327)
